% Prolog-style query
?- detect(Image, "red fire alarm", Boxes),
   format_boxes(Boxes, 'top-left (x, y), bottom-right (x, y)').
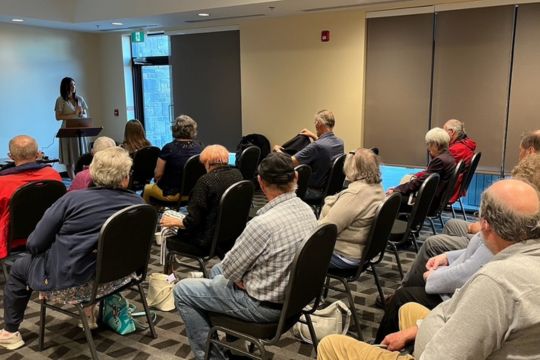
top-left (321, 30), bottom-right (330, 42)
top-left (114, 108), bottom-right (119, 117)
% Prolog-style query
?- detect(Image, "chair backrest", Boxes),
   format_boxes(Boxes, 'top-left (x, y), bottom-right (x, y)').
top-left (237, 146), bottom-right (261, 180)
top-left (277, 223), bottom-right (338, 338)
top-left (75, 153), bottom-right (93, 174)
top-left (358, 192), bottom-right (402, 268)
top-left (459, 152), bottom-right (482, 197)
top-left (92, 204), bottom-right (157, 301)
top-left (324, 153), bottom-right (346, 197)
top-left (429, 160), bottom-right (465, 216)
top-left (8, 180), bottom-right (66, 251)
top-left (180, 154), bottom-right (207, 197)
top-left (406, 173), bottom-right (440, 237)
top-left (294, 164), bottom-right (312, 200)
top-left (370, 147), bottom-right (380, 155)
top-left (209, 180), bottom-right (255, 259)
top-left (129, 146), bottom-right (160, 190)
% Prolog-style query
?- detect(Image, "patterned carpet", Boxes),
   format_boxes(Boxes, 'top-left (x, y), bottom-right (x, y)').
top-left (0, 191), bottom-right (459, 360)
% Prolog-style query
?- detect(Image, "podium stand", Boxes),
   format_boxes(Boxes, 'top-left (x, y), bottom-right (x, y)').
top-left (56, 127), bottom-right (103, 156)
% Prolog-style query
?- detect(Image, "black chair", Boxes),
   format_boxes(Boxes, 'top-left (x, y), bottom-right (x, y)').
top-left (204, 223), bottom-right (338, 359)
top-left (179, 154), bottom-right (207, 203)
top-left (387, 174), bottom-right (440, 278)
top-left (454, 152), bottom-right (482, 221)
top-left (129, 146), bottom-right (160, 191)
top-left (324, 192), bottom-right (402, 340)
top-left (39, 204), bottom-right (158, 360)
top-left (165, 180), bottom-right (254, 277)
top-left (306, 153), bottom-right (347, 215)
top-left (426, 160), bottom-right (465, 234)
top-left (237, 145), bottom-right (261, 181)
top-left (1, 180), bottom-right (66, 278)
top-left (295, 164), bottom-right (312, 201)
top-left (75, 153), bottom-right (93, 174)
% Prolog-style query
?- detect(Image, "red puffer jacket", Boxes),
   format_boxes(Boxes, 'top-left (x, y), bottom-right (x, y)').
top-left (449, 136), bottom-right (477, 203)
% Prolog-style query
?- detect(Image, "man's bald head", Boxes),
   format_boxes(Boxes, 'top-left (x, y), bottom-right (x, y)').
top-left (480, 179), bottom-right (540, 246)
top-left (8, 135), bottom-right (39, 165)
top-left (519, 130), bottom-right (540, 160)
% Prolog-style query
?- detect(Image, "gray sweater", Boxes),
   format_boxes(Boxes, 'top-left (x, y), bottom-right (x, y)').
top-left (415, 239), bottom-right (540, 360)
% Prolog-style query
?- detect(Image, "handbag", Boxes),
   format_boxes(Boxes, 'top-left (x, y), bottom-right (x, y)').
top-left (146, 273), bottom-right (176, 311)
top-left (102, 293), bottom-right (156, 335)
top-left (291, 300), bottom-right (351, 344)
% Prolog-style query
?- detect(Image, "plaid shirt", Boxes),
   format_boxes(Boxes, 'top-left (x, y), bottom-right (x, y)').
top-left (221, 192), bottom-right (317, 303)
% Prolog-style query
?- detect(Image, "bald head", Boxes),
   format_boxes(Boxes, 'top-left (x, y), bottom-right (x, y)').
top-left (519, 130), bottom-right (540, 160)
top-left (9, 135), bottom-right (39, 165)
top-left (480, 179), bottom-right (540, 247)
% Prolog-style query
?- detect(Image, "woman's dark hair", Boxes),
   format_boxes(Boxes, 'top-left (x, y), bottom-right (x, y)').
top-left (60, 77), bottom-right (78, 102)
top-left (123, 119), bottom-right (151, 153)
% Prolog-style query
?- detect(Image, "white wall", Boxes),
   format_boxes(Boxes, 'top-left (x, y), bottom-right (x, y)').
top-left (0, 23), bottom-right (100, 165)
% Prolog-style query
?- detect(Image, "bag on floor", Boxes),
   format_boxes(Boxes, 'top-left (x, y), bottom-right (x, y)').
top-left (291, 300), bottom-right (351, 344)
top-left (147, 272), bottom-right (176, 311)
top-left (102, 293), bottom-right (138, 335)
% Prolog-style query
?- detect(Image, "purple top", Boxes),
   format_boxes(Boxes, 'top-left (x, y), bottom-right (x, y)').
top-left (69, 168), bottom-right (92, 191)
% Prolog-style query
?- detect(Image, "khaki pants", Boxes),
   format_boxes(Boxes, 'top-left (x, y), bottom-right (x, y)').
top-left (142, 183), bottom-right (180, 204)
top-left (317, 303), bottom-right (430, 360)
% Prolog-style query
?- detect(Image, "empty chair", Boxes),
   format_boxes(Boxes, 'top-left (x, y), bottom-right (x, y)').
top-left (204, 223), bottom-right (338, 359)
top-left (129, 146), bottom-right (160, 191)
top-left (295, 164), bottom-right (312, 201)
top-left (179, 154), bottom-right (207, 203)
top-left (39, 204), bottom-right (158, 360)
top-left (324, 192), bottom-right (401, 340)
top-left (165, 180), bottom-right (254, 277)
top-left (237, 145), bottom-right (261, 180)
top-left (2, 180), bottom-right (66, 278)
top-left (306, 153), bottom-right (346, 215)
top-left (387, 173), bottom-right (440, 278)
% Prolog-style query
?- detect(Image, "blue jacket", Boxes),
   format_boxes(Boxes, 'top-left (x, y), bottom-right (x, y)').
top-left (27, 187), bottom-right (144, 291)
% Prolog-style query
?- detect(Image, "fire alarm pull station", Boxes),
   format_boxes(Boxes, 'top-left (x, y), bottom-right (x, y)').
top-left (321, 30), bottom-right (330, 42)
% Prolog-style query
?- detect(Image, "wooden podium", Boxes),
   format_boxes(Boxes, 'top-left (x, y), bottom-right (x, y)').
top-left (56, 118), bottom-right (103, 155)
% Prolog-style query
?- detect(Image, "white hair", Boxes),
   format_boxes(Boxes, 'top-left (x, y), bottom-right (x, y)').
top-left (89, 147), bottom-right (132, 188)
top-left (425, 127), bottom-right (450, 151)
top-left (92, 136), bottom-right (116, 154)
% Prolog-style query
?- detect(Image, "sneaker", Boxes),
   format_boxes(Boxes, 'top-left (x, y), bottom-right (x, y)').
top-left (0, 330), bottom-right (25, 350)
top-left (188, 271), bottom-right (204, 278)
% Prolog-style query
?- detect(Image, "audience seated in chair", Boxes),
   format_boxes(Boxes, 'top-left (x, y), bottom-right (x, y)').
top-left (69, 136), bottom-right (116, 191)
top-left (121, 119), bottom-right (151, 156)
top-left (173, 152), bottom-right (318, 360)
top-left (319, 148), bottom-right (384, 269)
top-left (160, 144), bottom-right (243, 254)
top-left (387, 127), bottom-right (456, 212)
top-left (0, 147), bottom-right (144, 350)
top-left (0, 135), bottom-right (62, 260)
top-left (317, 178), bottom-right (540, 360)
top-left (273, 109), bottom-right (344, 202)
top-left (143, 115), bottom-right (202, 204)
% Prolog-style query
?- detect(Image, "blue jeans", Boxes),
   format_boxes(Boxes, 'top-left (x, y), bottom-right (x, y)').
top-left (329, 253), bottom-right (359, 270)
top-left (173, 264), bottom-right (281, 360)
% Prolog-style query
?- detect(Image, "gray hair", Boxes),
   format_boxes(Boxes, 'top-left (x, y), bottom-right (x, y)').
top-left (520, 130), bottom-right (540, 153)
top-left (172, 115), bottom-right (197, 139)
top-left (444, 119), bottom-right (465, 135)
top-left (343, 148), bottom-right (382, 184)
top-left (9, 135), bottom-right (38, 161)
top-left (512, 153), bottom-right (540, 191)
top-left (480, 187), bottom-right (540, 242)
top-left (89, 147), bottom-right (132, 188)
top-left (425, 127), bottom-right (450, 151)
top-left (92, 136), bottom-right (116, 154)
top-left (315, 110), bottom-right (335, 129)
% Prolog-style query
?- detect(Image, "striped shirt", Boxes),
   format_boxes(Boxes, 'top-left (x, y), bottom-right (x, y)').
top-left (221, 192), bottom-right (317, 303)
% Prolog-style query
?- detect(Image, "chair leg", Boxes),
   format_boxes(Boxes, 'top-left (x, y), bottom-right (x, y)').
top-left (164, 251), bottom-right (173, 274)
top-left (138, 283), bottom-right (158, 339)
top-left (305, 313), bottom-right (319, 355)
top-left (2, 262), bottom-right (9, 281)
top-left (410, 233), bottom-right (419, 254)
top-left (428, 218), bottom-right (436, 235)
top-left (370, 264), bottom-right (386, 304)
top-left (342, 280), bottom-right (363, 341)
top-left (451, 206), bottom-right (456, 218)
top-left (438, 215), bottom-right (444, 229)
top-left (459, 198), bottom-right (467, 221)
top-left (39, 300), bottom-right (47, 351)
top-left (197, 259), bottom-right (209, 278)
top-left (76, 304), bottom-right (99, 360)
top-left (389, 245), bottom-right (404, 279)
top-left (322, 277), bottom-right (330, 300)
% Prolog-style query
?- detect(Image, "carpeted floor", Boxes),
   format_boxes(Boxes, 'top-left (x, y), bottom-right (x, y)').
top-left (0, 191), bottom-right (462, 360)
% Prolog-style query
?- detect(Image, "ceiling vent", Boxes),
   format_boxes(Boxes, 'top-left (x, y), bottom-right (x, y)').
top-left (98, 24), bottom-right (160, 32)
top-left (184, 13), bottom-right (264, 23)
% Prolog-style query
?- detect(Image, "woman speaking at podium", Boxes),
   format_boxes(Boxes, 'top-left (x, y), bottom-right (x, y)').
top-left (55, 77), bottom-right (90, 178)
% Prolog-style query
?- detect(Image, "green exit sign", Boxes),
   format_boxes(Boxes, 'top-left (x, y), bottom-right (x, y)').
top-left (131, 31), bottom-right (145, 43)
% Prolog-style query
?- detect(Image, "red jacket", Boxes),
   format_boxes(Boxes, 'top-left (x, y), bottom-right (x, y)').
top-left (449, 136), bottom-right (477, 203)
top-left (0, 164), bottom-right (62, 259)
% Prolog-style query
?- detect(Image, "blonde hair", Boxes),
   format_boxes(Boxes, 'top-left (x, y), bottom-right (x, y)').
top-left (512, 153), bottom-right (540, 191)
top-left (199, 145), bottom-right (229, 166)
top-left (343, 148), bottom-right (382, 184)
top-left (123, 119), bottom-right (151, 153)
top-left (89, 147), bottom-right (132, 188)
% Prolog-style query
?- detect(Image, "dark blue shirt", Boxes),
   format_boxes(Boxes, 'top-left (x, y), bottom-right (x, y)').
top-left (157, 140), bottom-right (202, 196)
top-left (295, 132), bottom-right (344, 189)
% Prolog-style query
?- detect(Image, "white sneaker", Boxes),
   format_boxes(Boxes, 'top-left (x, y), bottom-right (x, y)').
top-left (0, 330), bottom-right (25, 350)
top-left (188, 271), bottom-right (204, 278)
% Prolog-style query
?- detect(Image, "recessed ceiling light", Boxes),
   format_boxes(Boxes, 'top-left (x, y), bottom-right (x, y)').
top-left (11, 18), bottom-right (24, 22)
top-left (197, 13), bottom-right (210, 17)
top-left (112, 22), bottom-right (123, 26)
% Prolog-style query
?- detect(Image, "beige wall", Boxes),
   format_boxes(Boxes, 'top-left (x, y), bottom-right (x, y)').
top-left (0, 23), bottom-right (100, 163)
top-left (240, 10), bottom-right (366, 151)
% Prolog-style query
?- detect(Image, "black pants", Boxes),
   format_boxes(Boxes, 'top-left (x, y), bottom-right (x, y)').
top-left (374, 286), bottom-right (442, 343)
top-left (3, 254), bottom-right (34, 332)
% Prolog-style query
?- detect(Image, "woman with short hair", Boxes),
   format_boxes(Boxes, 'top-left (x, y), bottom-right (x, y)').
top-left (121, 119), bottom-right (151, 155)
top-left (160, 145), bottom-right (243, 259)
top-left (143, 115), bottom-right (202, 203)
top-left (319, 148), bottom-right (385, 269)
